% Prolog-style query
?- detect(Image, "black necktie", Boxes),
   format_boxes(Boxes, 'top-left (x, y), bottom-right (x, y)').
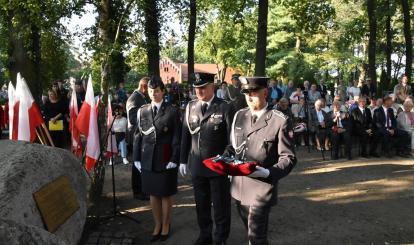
top-left (252, 115), bottom-right (258, 124)
top-left (153, 106), bottom-right (158, 117)
top-left (201, 103), bottom-right (208, 115)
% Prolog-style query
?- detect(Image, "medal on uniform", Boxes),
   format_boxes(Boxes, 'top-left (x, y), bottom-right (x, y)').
top-left (214, 125), bottom-right (219, 130)
top-left (163, 126), bottom-right (168, 132)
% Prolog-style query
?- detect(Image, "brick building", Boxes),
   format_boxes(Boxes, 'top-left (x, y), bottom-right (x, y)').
top-left (159, 57), bottom-right (237, 84)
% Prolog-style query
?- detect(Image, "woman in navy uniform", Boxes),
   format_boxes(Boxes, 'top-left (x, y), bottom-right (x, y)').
top-left (135, 76), bottom-right (181, 242)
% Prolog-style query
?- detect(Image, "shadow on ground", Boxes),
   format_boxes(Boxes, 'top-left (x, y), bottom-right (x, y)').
top-left (79, 147), bottom-right (414, 245)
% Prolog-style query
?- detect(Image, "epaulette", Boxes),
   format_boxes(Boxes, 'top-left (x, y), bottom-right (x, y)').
top-left (272, 109), bottom-right (288, 120)
top-left (140, 103), bottom-right (151, 109)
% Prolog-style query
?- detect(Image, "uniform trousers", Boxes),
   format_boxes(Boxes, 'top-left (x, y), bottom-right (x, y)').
top-left (236, 201), bottom-right (271, 245)
top-left (192, 175), bottom-right (231, 242)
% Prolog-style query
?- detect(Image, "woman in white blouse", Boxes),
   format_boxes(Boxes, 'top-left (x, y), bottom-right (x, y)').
top-left (347, 80), bottom-right (361, 100)
top-left (397, 99), bottom-right (414, 156)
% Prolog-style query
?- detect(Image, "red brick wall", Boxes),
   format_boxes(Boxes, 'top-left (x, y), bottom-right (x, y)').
top-left (160, 59), bottom-right (182, 84)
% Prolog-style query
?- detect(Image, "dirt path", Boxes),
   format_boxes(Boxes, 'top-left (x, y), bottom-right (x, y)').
top-left (81, 148), bottom-right (414, 245)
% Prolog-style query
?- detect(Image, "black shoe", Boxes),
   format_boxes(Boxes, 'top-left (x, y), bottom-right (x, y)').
top-left (193, 236), bottom-right (213, 245)
top-left (215, 242), bottom-right (226, 245)
top-left (150, 228), bottom-right (162, 242)
top-left (361, 153), bottom-right (369, 158)
top-left (347, 156), bottom-right (352, 160)
top-left (160, 225), bottom-right (171, 241)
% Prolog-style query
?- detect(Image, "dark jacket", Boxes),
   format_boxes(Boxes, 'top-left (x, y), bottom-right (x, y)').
top-left (225, 108), bottom-right (296, 206)
top-left (226, 85), bottom-right (247, 113)
top-left (309, 109), bottom-right (329, 133)
top-left (136, 102), bottom-right (181, 172)
top-left (317, 84), bottom-right (328, 99)
top-left (351, 107), bottom-right (373, 134)
top-left (180, 96), bottom-right (234, 177)
top-left (373, 107), bottom-right (396, 131)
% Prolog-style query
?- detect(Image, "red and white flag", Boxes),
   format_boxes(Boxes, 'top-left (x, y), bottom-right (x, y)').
top-left (75, 75), bottom-right (100, 171)
top-left (12, 73), bottom-right (44, 142)
top-left (69, 78), bottom-right (82, 157)
top-left (7, 81), bottom-right (15, 140)
top-left (106, 96), bottom-right (118, 158)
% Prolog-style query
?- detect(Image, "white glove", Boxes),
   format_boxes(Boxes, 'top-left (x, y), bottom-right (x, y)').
top-left (166, 162), bottom-right (177, 169)
top-left (134, 161), bottom-right (141, 173)
top-left (179, 164), bottom-right (187, 177)
top-left (248, 166), bottom-right (270, 178)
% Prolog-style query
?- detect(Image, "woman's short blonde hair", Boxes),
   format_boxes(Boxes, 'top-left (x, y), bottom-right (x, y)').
top-left (403, 99), bottom-right (414, 109)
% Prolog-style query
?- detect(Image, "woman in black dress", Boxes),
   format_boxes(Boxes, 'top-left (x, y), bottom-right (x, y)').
top-left (44, 89), bottom-right (67, 148)
top-left (135, 76), bottom-right (181, 242)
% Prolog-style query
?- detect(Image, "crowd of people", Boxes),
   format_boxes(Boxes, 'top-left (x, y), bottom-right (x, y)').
top-left (0, 73), bottom-right (414, 245)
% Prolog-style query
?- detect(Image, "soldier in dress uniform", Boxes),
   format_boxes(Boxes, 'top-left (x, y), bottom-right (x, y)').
top-left (224, 76), bottom-right (297, 245)
top-left (126, 77), bottom-right (150, 200)
top-left (179, 72), bottom-right (234, 245)
top-left (135, 76), bottom-right (181, 242)
top-left (227, 74), bottom-right (247, 113)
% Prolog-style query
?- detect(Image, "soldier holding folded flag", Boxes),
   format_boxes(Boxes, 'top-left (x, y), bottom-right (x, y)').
top-left (223, 76), bottom-right (297, 245)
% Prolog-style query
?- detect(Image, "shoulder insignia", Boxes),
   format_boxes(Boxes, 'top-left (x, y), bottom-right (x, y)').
top-left (140, 104), bottom-right (150, 110)
top-left (272, 109), bottom-right (288, 120)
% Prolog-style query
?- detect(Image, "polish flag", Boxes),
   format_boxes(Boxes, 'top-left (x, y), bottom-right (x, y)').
top-left (13, 73), bottom-right (44, 142)
top-left (69, 79), bottom-right (82, 157)
top-left (75, 75), bottom-right (100, 171)
top-left (106, 96), bottom-right (118, 158)
top-left (7, 82), bottom-right (15, 139)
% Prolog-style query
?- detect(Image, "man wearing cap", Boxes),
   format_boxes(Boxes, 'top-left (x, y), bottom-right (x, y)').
top-left (227, 74), bottom-right (247, 113)
top-left (224, 76), bottom-right (296, 244)
top-left (179, 72), bottom-right (234, 245)
top-left (127, 77), bottom-right (150, 200)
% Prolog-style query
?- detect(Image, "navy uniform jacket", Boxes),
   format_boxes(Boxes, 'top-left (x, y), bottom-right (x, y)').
top-left (226, 85), bottom-right (247, 113)
top-left (136, 102), bottom-right (181, 172)
top-left (180, 96), bottom-right (234, 177)
top-left (225, 108), bottom-right (296, 207)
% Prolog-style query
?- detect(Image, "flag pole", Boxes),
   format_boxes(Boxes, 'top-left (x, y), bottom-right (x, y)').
top-left (35, 127), bottom-right (46, 145)
top-left (41, 123), bottom-right (55, 147)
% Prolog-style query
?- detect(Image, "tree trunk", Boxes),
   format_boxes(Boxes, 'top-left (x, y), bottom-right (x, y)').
top-left (7, 11), bottom-right (41, 101)
top-left (31, 24), bottom-right (41, 101)
top-left (400, 0), bottom-right (412, 81)
top-left (187, 0), bottom-right (196, 83)
top-left (255, 0), bottom-right (268, 76)
top-left (385, 0), bottom-right (392, 87)
top-left (367, 0), bottom-right (377, 85)
top-left (144, 0), bottom-right (160, 76)
top-left (98, 0), bottom-right (111, 104)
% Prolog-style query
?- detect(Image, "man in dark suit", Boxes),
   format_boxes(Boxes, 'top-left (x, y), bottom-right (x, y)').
top-left (126, 77), bottom-right (150, 200)
top-left (226, 74), bottom-right (247, 114)
top-left (351, 97), bottom-right (376, 157)
top-left (372, 95), bottom-right (405, 157)
top-left (179, 73), bottom-right (234, 245)
top-left (317, 80), bottom-right (328, 99)
top-left (328, 101), bottom-right (352, 160)
top-left (224, 76), bottom-right (296, 244)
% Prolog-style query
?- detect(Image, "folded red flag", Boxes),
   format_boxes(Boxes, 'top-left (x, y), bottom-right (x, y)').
top-left (203, 156), bottom-right (258, 176)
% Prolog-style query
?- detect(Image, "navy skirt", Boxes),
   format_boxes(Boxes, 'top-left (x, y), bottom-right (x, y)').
top-left (141, 168), bottom-right (178, 197)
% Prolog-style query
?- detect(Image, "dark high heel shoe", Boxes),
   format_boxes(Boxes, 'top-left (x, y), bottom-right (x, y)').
top-left (150, 227), bottom-right (162, 242)
top-left (160, 225), bottom-right (171, 241)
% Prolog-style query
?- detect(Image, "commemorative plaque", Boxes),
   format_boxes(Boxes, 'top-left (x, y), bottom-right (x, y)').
top-left (33, 175), bottom-right (80, 233)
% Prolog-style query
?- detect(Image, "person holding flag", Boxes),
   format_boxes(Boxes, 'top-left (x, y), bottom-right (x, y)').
top-left (75, 75), bottom-right (100, 171)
